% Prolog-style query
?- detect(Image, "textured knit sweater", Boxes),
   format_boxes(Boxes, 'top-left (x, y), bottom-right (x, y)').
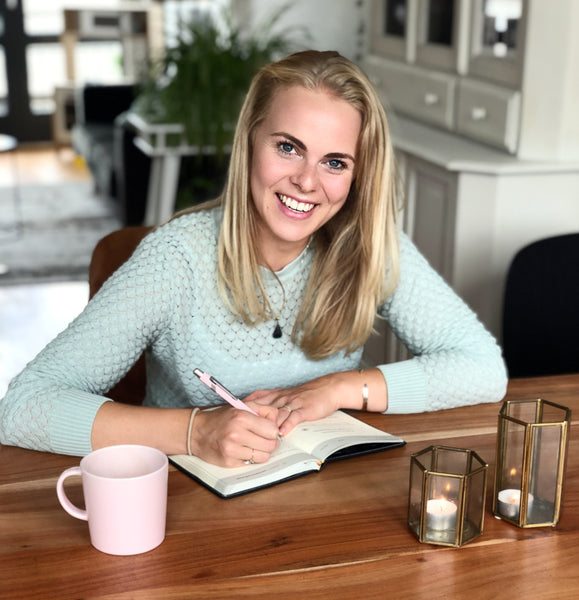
top-left (0, 207), bottom-right (507, 456)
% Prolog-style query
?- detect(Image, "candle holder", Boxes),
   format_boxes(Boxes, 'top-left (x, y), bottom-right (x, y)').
top-left (493, 398), bottom-right (571, 528)
top-left (408, 445), bottom-right (488, 547)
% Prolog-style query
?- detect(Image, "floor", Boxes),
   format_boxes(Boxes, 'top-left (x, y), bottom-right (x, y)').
top-left (0, 145), bottom-right (92, 396)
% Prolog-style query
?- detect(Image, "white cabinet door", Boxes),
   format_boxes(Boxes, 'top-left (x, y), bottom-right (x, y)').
top-left (363, 154), bottom-right (457, 367)
top-left (404, 156), bottom-right (458, 282)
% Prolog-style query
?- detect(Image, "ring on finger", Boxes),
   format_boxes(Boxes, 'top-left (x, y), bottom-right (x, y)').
top-left (281, 405), bottom-right (293, 413)
top-left (244, 448), bottom-right (255, 466)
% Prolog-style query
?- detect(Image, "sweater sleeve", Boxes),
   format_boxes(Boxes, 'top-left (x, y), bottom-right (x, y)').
top-left (377, 233), bottom-right (508, 413)
top-left (0, 227), bottom-right (178, 456)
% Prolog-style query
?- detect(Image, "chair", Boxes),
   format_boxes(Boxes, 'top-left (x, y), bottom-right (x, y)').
top-left (88, 226), bottom-right (153, 404)
top-left (502, 233), bottom-right (579, 378)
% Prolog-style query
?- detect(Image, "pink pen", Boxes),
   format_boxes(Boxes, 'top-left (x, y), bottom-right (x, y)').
top-left (193, 368), bottom-right (258, 416)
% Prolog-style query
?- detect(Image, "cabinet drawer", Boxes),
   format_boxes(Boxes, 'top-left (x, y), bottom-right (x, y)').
top-left (456, 79), bottom-right (521, 153)
top-left (364, 56), bottom-right (456, 130)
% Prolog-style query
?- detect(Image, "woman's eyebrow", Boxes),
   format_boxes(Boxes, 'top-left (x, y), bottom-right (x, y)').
top-left (272, 131), bottom-right (355, 163)
top-left (272, 131), bottom-right (306, 151)
top-left (326, 152), bottom-right (356, 163)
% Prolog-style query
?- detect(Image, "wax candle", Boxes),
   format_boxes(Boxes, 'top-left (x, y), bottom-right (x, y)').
top-left (497, 489), bottom-right (534, 519)
top-left (426, 497), bottom-right (458, 531)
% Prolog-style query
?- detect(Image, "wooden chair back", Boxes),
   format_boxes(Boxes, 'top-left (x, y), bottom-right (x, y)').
top-left (88, 226), bottom-right (153, 404)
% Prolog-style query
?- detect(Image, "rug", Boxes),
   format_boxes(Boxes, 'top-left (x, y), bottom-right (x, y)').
top-left (0, 182), bottom-right (122, 286)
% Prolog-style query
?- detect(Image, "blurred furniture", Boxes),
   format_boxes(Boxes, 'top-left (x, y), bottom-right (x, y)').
top-left (88, 225), bottom-right (152, 404)
top-left (366, 0), bottom-right (579, 160)
top-left (71, 83), bottom-right (135, 197)
top-left (362, 1), bottom-right (579, 368)
top-left (52, 85), bottom-right (76, 146)
top-left (71, 83), bottom-right (151, 225)
top-left (60, 2), bottom-right (163, 83)
top-left (125, 112), bottom-right (231, 225)
top-left (3, 373), bottom-right (579, 598)
top-left (502, 233), bottom-right (579, 377)
top-left (0, 134), bottom-right (22, 245)
top-left (125, 113), bottom-right (203, 225)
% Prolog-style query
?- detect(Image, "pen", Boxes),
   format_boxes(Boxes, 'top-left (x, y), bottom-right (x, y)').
top-left (194, 368), bottom-right (259, 415)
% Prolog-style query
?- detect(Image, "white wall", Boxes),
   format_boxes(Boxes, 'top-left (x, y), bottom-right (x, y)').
top-left (230, 0), bottom-right (368, 61)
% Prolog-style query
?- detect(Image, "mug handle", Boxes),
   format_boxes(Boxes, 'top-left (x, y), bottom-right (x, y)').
top-left (56, 467), bottom-right (88, 521)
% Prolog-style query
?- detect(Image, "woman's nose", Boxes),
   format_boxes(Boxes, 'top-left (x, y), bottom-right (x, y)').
top-left (290, 161), bottom-right (318, 192)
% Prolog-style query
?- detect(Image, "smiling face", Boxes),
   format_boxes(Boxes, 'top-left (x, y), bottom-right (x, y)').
top-left (250, 85), bottom-right (362, 270)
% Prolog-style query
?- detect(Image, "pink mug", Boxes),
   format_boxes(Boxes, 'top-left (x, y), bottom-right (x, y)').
top-left (56, 444), bottom-right (168, 555)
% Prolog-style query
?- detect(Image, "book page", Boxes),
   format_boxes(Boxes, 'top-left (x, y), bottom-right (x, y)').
top-left (284, 411), bottom-right (402, 462)
top-left (171, 439), bottom-right (319, 497)
top-left (170, 411), bottom-right (403, 497)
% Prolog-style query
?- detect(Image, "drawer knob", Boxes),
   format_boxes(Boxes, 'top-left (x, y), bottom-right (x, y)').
top-left (424, 92), bottom-right (439, 106)
top-left (470, 107), bottom-right (487, 121)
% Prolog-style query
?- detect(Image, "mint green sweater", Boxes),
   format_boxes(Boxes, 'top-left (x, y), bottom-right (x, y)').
top-left (0, 207), bottom-right (507, 456)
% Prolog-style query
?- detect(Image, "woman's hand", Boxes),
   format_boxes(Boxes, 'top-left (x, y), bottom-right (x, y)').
top-left (245, 369), bottom-right (387, 436)
top-left (189, 403), bottom-right (281, 468)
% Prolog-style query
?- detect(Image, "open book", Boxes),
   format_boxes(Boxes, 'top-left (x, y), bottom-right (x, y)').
top-left (170, 411), bottom-right (405, 498)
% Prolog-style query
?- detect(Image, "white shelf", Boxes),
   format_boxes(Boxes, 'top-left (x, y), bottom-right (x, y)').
top-left (390, 115), bottom-right (579, 175)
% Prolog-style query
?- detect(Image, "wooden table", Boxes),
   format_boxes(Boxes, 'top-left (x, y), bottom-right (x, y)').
top-left (2, 375), bottom-right (578, 599)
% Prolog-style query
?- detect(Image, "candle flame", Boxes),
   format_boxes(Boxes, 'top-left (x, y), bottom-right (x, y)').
top-left (445, 483), bottom-right (451, 492)
top-left (510, 468), bottom-right (517, 477)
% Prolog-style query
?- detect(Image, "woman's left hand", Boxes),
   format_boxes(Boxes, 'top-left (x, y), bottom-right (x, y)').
top-left (245, 369), bottom-right (386, 436)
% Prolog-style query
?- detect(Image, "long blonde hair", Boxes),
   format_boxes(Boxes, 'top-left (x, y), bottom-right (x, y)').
top-left (188, 50), bottom-right (400, 359)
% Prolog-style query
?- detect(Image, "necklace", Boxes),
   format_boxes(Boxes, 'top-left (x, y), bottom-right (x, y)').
top-left (272, 286), bottom-right (285, 338)
top-left (268, 239), bottom-right (312, 339)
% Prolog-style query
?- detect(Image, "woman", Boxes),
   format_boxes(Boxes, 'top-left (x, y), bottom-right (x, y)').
top-left (0, 51), bottom-right (507, 465)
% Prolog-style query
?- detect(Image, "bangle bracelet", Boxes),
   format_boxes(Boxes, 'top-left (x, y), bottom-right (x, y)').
top-left (359, 368), bottom-right (369, 411)
top-left (186, 407), bottom-right (200, 456)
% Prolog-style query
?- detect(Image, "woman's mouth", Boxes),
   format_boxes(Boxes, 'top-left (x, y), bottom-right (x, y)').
top-left (277, 193), bottom-right (315, 214)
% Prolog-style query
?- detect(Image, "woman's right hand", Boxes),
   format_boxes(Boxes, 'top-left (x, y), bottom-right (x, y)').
top-left (189, 404), bottom-right (281, 468)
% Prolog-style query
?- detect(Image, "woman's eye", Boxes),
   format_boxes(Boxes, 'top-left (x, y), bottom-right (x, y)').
top-left (328, 159), bottom-right (346, 171)
top-left (278, 141), bottom-right (295, 154)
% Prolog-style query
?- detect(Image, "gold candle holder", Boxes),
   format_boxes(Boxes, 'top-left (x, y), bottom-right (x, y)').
top-left (493, 398), bottom-right (571, 528)
top-left (409, 445), bottom-right (488, 547)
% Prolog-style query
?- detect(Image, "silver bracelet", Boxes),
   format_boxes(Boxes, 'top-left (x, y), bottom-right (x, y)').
top-left (359, 368), bottom-right (369, 411)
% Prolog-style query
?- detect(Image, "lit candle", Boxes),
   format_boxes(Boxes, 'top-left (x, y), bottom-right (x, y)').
top-left (497, 489), bottom-right (534, 519)
top-left (426, 497), bottom-right (458, 531)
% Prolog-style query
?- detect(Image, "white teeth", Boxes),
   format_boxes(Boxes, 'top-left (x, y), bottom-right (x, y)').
top-left (278, 194), bottom-right (315, 213)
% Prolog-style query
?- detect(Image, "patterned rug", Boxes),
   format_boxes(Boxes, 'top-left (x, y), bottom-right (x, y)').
top-left (0, 182), bottom-right (122, 285)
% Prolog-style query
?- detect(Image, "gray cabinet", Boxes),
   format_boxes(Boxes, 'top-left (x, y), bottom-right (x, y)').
top-left (366, 0), bottom-right (579, 161)
top-left (362, 1), bottom-right (579, 369)
top-left (362, 116), bottom-right (579, 368)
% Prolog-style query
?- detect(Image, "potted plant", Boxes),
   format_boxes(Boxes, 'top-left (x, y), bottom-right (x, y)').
top-left (132, 7), bottom-right (305, 208)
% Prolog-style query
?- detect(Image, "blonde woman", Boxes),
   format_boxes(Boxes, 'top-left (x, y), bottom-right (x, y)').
top-left (0, 51), bottom-right (507, 465)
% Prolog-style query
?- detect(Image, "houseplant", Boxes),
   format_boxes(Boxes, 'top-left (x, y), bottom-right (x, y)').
top-left (133, 6), bottom-right (305, 207)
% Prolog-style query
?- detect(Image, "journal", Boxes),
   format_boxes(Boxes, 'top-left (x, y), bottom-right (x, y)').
top-left (170, 410), bottom-right (405, 498)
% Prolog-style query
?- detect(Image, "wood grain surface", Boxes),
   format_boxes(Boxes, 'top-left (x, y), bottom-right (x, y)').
top-left (1, 374), bottom-right (577, 599)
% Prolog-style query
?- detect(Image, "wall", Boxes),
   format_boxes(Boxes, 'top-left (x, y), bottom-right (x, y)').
top-left (229, 0), bottom-right (368, 61)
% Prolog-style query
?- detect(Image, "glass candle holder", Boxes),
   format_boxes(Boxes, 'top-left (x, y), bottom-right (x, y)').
top-left (409, 445), bottom-right (488, 547)
top-left (493, 398), bottom-right (571, 527)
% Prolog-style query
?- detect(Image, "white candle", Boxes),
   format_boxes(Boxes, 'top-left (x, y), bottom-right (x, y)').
top-left (426, 498), bottom-right (458, 531)
top-left (497, 489), bottom-right (534, 519)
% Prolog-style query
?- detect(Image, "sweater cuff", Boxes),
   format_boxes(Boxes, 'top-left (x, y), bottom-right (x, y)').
top-left (378, 360), bottom-right (428, 414)
top-left (50, 390), bottom-right (111, 456)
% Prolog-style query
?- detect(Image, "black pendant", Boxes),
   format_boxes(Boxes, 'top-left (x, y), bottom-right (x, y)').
top-left (273, 320), bottom-right (282, 338)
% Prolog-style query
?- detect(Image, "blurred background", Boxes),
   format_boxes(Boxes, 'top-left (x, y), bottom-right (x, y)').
top-left (0, 0), bottom-right (578, 395)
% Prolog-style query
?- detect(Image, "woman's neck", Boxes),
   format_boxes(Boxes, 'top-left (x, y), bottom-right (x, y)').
top-left (258, 237), bottom-right (311, 272)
